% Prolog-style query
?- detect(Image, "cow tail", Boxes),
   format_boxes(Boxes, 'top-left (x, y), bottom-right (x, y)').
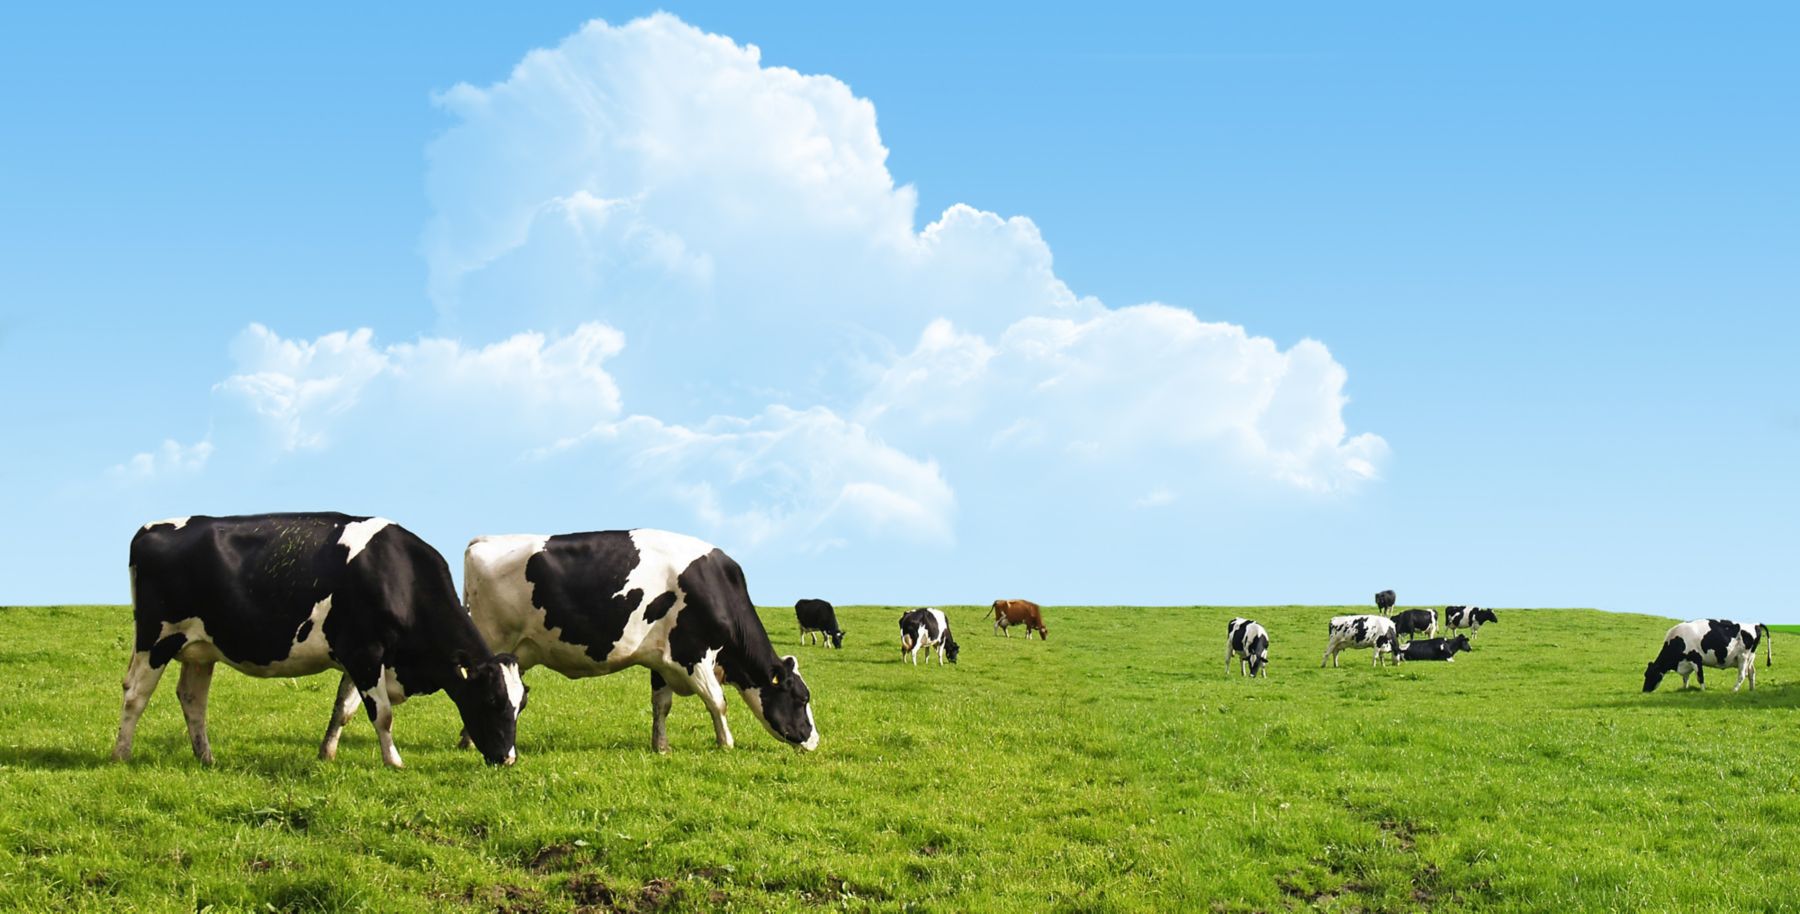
top-left (1762, 624), bottom-right (1773, 668)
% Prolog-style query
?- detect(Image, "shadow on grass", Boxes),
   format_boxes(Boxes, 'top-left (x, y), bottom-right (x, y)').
top-left (1581, 677), bottom-right (1800, 710)
top-left (0, 744), bottom-right (113, 770)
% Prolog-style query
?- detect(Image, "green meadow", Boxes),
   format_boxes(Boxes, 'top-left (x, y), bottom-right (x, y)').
top-left (1, 604), bottom-right (1797, 913)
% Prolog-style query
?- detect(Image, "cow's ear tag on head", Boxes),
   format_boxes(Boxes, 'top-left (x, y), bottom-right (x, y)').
top-left (770, 673), bottom-right (779, 685)
top-left (457, 664), bottom-right (470, 680)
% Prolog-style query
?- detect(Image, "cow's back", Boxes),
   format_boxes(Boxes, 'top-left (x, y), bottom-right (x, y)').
top-left (466, 529), bottom-right (722, 674)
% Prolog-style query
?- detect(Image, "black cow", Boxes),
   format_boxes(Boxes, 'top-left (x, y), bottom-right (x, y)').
top-left (899, 608), bottom-right (958, 665)
top-left (117, 513), bottom-right (524, 767)
top-left (1375, 590), bottom-right (1397, 611)
top-left (1399, 635), bottom-right (1472, 662)
top-left (1389, 609), bottom-right (1438, 644)
top-left (464, 530), bottom-right (818, 752)
top-left (795, 598), bottom-right (845, 648)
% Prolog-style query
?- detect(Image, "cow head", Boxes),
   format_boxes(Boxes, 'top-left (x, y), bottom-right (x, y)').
top-left (740, 655), bottom-right (819, 751)
top-left (828, 629), bottom-right (845, 650)
top-left (1449, 635), bottom-right (1473, 655)
top-left (1476, 608), bottom-right (1499, 625)
top-left (1642, 660), bottom-right (1666, 692)
top-left (448, 652), bottom-right (527, 766)
top-left (942, 632), bottom-right (961, 663)
top-left (1038, 625), bottom-right (1049, 641)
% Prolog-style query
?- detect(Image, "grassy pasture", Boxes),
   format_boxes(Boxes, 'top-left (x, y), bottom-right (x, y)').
top-left (1, 603), bottom-right (1798, 913)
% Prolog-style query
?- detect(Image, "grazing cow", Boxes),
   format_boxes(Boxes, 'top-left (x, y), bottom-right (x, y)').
top-left (1399, 635), bottom-right (1473, 662)
top-left (992, 599), bottom-right (1048, 640)
top-left (900, 608), bottom-right (959, 665)
top-left (1389, 609), bottom-right (1438, 644)
top-left (1375, 590), bottom-right (1397, 611)
top-left (1642, 619), bottom-right (1772, 693)
top-left (118, 513), bottom-right (524, 768)
top-left (795, 599), bottom-right (845, 649)
top-left (1322, 614), bottom-right (1402, 668)
top-left (464, 530), bottom-right (818, 753)
top-left (1225, 618), bottom-right (1270, 677)
top-left (1444, 606), bottom-right (1499, 640)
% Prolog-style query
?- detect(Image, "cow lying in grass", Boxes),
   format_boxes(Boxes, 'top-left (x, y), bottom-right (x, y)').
top-left (1643, 619), bottom-right (1771, 693)
top-left (1399, 635), bottom-right (1472, 662)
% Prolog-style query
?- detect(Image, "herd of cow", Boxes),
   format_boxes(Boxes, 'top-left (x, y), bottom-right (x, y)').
top-left (110, 512), bottom-right (1777, 771)
top-left (1224, 590), bottom-right (1498, 677)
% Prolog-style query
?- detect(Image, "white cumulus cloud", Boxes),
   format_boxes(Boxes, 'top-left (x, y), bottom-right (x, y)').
top-left (121, 12), bottom-right (1385, 558)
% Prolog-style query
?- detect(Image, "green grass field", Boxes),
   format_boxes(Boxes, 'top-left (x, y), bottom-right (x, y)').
top-left (2, 604), bottom-right (1797, 913)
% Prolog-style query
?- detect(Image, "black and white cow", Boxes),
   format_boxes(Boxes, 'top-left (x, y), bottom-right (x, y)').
top-left (1375, 590), bottom-right (1397, 612)
top-left (118, 513), bottom-right (524, 768)
top-left (1389, 609), bottom-right (1438, 644)
top-left (1322, 614), bottom-right (1402, 667)
top-left (1399, 635), bottom-right (1472, 662)
top-left (1226, 618), bottom-right (1270, 677)
top-left (1642, 619), bottom-right (1772, 693)
top-left (1444, 606), bottom-right (1498, 640)
top-left (464, 530), bottom-right (818, 753)
top-left (795, 598), bottom-right (845, 649)
top-left (899, 608), bottom-right (959, 666)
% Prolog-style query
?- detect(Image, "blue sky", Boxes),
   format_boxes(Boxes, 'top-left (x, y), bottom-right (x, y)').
top-left (2, 3), bottom-right (1795, 618)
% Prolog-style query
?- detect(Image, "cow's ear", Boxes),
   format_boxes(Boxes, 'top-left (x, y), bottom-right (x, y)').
top-left (783, 654), bottom-right (799, 673)
top-left (454, 651), bottom-right (473, 680)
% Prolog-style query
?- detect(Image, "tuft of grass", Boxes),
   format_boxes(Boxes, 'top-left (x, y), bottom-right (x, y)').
top-left (1, 603), bottom-right (1797, 911)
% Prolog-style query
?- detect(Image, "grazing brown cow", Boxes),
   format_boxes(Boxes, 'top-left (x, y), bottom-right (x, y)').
top-left (992, 599), bottom-right (1048, 640)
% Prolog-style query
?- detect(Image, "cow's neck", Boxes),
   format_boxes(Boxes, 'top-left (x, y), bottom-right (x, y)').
top-left (718, 629), bottom-right (781, 690)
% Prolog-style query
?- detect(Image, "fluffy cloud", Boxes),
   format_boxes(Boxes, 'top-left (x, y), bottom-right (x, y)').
top-left (216, 322), bottom-right (625, 454)
top-left (122, 13), bottom-right (1384, 556)
top-left (111, 438), bottom-right (214, 481)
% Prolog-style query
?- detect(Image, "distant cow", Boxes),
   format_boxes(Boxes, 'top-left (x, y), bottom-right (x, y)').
top-left (1375, 590), bottom-right (1397, 611)
top-left (1226, 618), bottom-right (1270, 677)
top-left (1389, 609), bottom-right (1438, 644)
top-left (900, 608), bottom-right (959, 665)
top-left (464, 530), bottom-right (818, 753)
top-left (1322, 614), bottom-right (1402, 668)
top-left (1643, 619), bottom-right (1772, 693)
top-left (1444, 606), bottom-right (1498, 640)
top-left (1399, 635), bottom-right (1472, 662)
top-left (118, 513), bottom-right (524, 768)
top-left (795, 599), bottom-right (845, 649)
top-left (992, 599), bottom-right (1048, 640)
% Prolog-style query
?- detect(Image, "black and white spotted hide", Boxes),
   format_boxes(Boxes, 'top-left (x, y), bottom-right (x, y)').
top-left (1643, 619), bottom-right (1771, 693)
top-left (1226, 618), bottom-right (1270, 677)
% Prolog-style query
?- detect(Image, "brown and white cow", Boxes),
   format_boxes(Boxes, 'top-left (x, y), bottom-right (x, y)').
top-left (992, 599), bottom-right (1048, 640)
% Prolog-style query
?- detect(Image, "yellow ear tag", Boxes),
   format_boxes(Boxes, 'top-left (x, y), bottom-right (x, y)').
top-left (457, 666), bottom-right (469, 680)
top-left (771, 674), bottom-right (779, 685)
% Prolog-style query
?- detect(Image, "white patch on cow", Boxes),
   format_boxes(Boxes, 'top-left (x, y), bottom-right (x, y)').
top-left (142, 516), bottom-right (191, 531)
top-left (799, 702), bottom-right (819, 751)
top-left (339, 517), bottom-right (392, 563)
top-left (501, 662), bottom-right (526, 715)
top-left (229, 597), bottom-right (340, 678)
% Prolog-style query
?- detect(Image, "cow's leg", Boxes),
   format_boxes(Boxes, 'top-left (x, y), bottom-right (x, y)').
top-left (1735, 656), bottom-right (1753, 692)
top-left (694, 665), bottom-right (734, 749)
top-left (174, 661), bottom-right (216, 765)
top-left (357, 666), bottom-right (403, 768)
top-left (113, 650), bottom-right (168, 761)
top-left (650, 671), bottom-right (674, 753)
top-left (319, 673), bottom-right (365, 760)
